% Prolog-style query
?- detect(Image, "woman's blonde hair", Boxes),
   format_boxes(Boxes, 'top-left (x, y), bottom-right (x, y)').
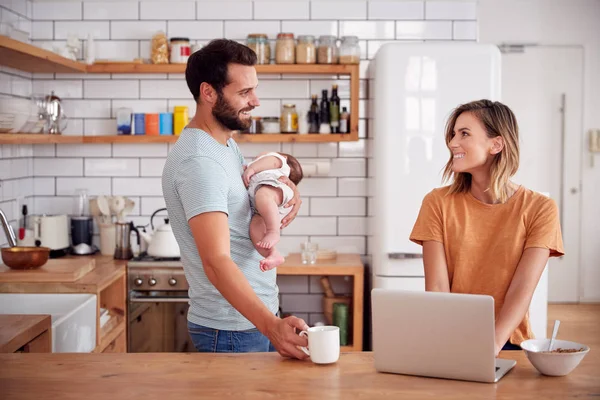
top-left (442, 99), bottom-right (520, 204)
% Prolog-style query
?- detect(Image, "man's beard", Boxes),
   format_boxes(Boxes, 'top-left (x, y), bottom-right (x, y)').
top-left (212, 93), bottom-right (252, 131)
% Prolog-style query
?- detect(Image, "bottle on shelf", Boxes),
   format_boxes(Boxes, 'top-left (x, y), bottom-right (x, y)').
top-left (308, 94), bottom-right (320, 133)
top-left (329, 84), bottom-right (340, 134)
top-left (319, 89), bottom-right (330, 134)
top-left (340, 106), bottom-right (350, 134)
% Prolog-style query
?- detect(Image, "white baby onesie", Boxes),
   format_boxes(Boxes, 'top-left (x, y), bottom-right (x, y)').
top-left (247, 152), bottom-right (294, 218)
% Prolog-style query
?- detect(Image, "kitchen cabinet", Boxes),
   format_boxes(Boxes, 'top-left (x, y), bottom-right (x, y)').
top-left (0, 36), bottom-right (359, 144)
top-left (0, 256), bottom-right (127, 353)
top-left (0, 314), bottom-right (51, 353)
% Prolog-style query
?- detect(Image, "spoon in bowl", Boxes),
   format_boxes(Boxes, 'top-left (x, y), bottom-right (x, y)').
top-left (548, 320), bottom-right (561, 351)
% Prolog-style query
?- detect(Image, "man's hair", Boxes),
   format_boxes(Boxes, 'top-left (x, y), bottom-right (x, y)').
top-left (280, 153), bottom-right (303, 185)
top-left (185, 39), bottom-right (257, 103)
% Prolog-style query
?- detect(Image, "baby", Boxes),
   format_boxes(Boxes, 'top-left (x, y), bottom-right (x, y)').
top-left (243, 152), bottom-right (303, 272)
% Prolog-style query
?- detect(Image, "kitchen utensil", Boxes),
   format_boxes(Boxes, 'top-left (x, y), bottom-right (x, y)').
top-left (548, 320), bottom-right (561, 351)
top-left (96, 195), bottom-right (111, 223)
top-left (138, 208), bottom-right (180, 258)
top-left (114, 221), bottom-right (139, 260)
top-left (119, 198), bottom-right (135, 222)
top-left (320, 276), bottom-right (335, 297)
top-left (0, 246), bottom-right (50, 270)
top-left (98, 223), bottom-right (116, 256)
top-left (110, 196), bottom-right (125, 221)
top-left (0, 258), bottom-right (95, 281)
top-left (70, 216), bottom-right (96, 255)
top-left (299, 326), bottom-right (340, 364)
top-left (19, 204), bottom-right (27, 241)
top-left (73, 189), bottom-right (90, 217)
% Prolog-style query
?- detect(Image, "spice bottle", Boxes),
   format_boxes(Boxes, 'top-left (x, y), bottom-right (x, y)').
top-left (340, 107), bottom-right (350, 134)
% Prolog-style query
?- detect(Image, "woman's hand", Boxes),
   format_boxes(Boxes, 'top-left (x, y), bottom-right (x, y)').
top-left (278, 176), bottom-right (302, 229)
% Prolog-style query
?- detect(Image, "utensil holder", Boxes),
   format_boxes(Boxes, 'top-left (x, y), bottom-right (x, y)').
top-left (99, 223), bottom-right (116, 256)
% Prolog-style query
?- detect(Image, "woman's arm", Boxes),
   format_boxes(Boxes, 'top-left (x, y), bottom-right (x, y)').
top-left (494, 247), bottom-right (550, 355)
top-left (422, 241), bottom-right (450, 292)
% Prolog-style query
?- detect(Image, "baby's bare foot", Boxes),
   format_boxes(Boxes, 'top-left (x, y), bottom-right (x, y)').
top-left (257, 230), bottom-right (280, 249)
top-left (260, 253), bottom-right (285, 272)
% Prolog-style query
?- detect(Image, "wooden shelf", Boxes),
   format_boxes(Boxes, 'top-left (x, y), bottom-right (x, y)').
top-left (95, 318), bottom-right (126, 353)
top-left (0, 132), bottom-right (357, 144)
top-left (86, 62), bottom-right (357, 75)
top-left (0, 35), bottom-right (87, 73)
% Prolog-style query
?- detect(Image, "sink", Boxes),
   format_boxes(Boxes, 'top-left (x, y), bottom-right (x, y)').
top-left (0, 293), bottom-right (97, 352)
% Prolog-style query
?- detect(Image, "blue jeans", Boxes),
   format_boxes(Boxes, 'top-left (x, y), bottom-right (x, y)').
top-left (188, 321), bottom-right (276, 353)
top-left (502, 341), bottom-right (521, 351)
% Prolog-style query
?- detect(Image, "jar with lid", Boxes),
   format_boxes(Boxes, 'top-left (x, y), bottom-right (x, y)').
top-left (317, 35), bottom-right (338, 64)
top-left (275, 33), bottom-right (295, 64)
top-left (245, 116), bottom-right (262, 134)
top-left (296, 35), bottom-right (316, 64)
top-left (170, 37), bottom-right (191, 64)
top-left (247, 34), bottom-right (270, 65)
top-left (339, 36), bottom-right (360, 64)
top-left (280, 104), bottom-right (298, 133)
top-left (262, 117), bottom-right (280, 134)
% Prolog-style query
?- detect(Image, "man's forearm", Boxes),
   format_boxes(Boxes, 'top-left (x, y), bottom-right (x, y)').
top-left (203, 254), bottom-right (278, 333)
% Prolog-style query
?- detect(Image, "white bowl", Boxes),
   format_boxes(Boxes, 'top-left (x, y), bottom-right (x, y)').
top-left (520, 338), bottom-right (590, 376)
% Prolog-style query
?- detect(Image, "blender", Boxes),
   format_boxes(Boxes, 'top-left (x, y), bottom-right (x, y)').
top-left (71, 189), bottom-right (97, 255)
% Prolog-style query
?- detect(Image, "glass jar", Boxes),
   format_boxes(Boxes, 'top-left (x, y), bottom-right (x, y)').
top-left (296, 35), bottom-right (316, 64)
top-left (339, 36), bottom-right (360, 64)
top-left (275, 33), bottom-right (295, 64)
top-left (317, 35), bottom-right (338, 64)
top-left (246, 34), bottom-right (270, 65)
top-left (280, 104), bottom-right (298, 133)
top-left (247, 116), bottom-right (262, 134)
top-left (262, 117), bottom-right (280, 134)
top-left (169, 37), bottom-right (191, 64)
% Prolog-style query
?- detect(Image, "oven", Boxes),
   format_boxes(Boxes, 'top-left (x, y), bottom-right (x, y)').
top-left (127, 257), bottom-right (196, 353)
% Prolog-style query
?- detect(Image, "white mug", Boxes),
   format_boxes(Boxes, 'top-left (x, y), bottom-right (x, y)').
top-left (299, 326), bottom-right (340, 364)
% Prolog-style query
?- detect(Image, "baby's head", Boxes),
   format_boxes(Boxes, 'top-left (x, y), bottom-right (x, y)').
top-left (279, 153), bottom-right (303, 185)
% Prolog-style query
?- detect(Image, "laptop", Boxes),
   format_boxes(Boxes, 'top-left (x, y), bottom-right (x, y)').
top-left (371, 289), bottom-right (517, 383)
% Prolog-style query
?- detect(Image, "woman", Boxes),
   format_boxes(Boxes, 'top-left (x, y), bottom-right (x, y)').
top-left (409, 99), bottom-right (564, 355)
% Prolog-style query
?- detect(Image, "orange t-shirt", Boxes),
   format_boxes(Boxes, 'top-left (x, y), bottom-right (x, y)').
top-left (409, 185), bottom-right (564, 345)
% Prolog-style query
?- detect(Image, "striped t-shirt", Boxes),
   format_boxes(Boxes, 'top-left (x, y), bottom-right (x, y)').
top-left (162, 128), bottom-right (279, 330)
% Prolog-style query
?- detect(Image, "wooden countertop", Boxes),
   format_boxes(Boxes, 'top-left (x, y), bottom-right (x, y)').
top-left (0, 315), bottom-right (51, 353)
top-left (0, 256), bottom-right (126, 293)
top-left (0, 351), bottom-right (597, 399)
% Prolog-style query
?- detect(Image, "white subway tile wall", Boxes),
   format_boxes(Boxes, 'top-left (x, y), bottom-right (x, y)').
top-left (0, 0), bottom-right (477, 318)
top-left (0, 2), bottom-right (34, 247)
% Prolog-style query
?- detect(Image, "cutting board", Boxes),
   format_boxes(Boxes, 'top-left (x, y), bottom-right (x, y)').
top-left (0, 259), bottom-right (95, 283)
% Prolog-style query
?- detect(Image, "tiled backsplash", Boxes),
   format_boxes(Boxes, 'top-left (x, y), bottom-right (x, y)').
top-left (0, 1), bottom-right (34, 245)
top-left (0, 0), bottom-right (476, 323)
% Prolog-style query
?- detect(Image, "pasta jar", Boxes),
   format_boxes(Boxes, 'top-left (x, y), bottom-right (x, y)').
top-left (275, 33), bottom-right (295, 64)
top-left (339, 36), bottom-right (360, 64)
top-left (296, 35), bottom-right (316, 64)
top-left (170, 37), bottom-right (191, 64)
top-left (173, 106), bottom-right (189, 135)
top-left (317, 35), bottom-right (338, 64)
top-left (280, 104), bottom-right (298, 133)
top-left (246, 34), bottom-right (270, 65)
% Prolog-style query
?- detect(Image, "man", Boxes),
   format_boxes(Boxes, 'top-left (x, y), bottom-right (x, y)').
top-left (162, 39), bottom-right (309, 359)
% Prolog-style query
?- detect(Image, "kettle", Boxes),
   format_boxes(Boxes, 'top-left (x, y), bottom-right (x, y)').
top-left (138, 208), bottom-right (180, 258)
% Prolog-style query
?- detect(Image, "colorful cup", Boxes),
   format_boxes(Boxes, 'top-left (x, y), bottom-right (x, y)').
top-left (145, 113), bottom-right (159, 136)
top-left (133, 113), bottom-right (145, 135)
top-left (160, 113), bottom-right (173, 135)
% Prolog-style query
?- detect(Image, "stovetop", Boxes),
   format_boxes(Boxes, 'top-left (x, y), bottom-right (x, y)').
top-left (127, 252), bottom-right (183, 269)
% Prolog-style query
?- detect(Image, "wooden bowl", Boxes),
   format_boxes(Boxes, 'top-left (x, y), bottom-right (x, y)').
top-left (1, 246), bottom-right (51, 270)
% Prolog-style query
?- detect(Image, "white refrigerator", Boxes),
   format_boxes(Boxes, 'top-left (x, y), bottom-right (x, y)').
top-left (369, 42), bottom-right (548, 339)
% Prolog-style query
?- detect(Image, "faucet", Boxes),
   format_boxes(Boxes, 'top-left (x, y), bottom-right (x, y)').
top-left (0, 208), bottom-right (17, 247)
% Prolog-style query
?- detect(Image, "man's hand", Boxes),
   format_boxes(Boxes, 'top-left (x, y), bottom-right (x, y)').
top-left (264, 316), bottom-right (310, 360)
top-left (278, 175), bottom-right (301, 229)
top-left (242, 165), bottom-right (256, 187)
